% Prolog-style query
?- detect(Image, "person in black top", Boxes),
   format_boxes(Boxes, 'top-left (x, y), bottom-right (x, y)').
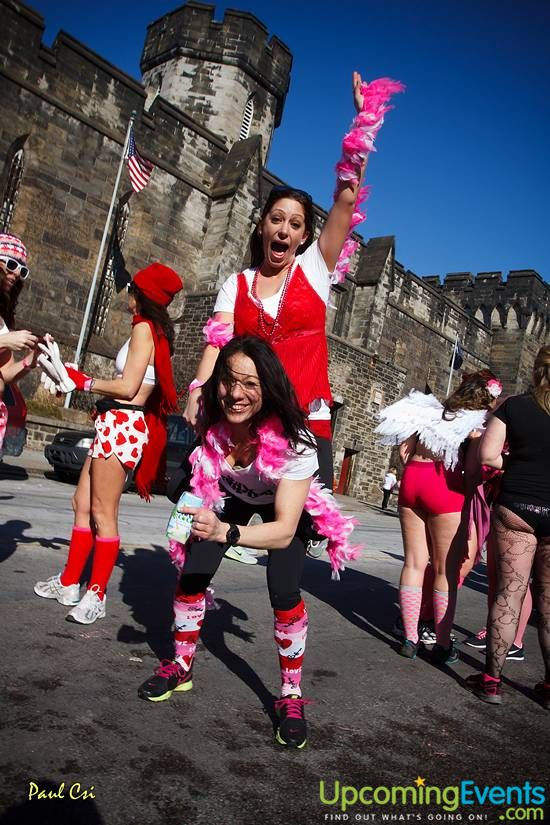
top-left (466, 345), bottom-right (550, 708)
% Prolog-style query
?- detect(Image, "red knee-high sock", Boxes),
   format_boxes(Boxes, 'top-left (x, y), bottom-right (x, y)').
top-left (88, 536), bottom-right (120, 599)
top-left (60, 526), bottom-right (95, 586)
top-left (274, 600), bottom-right (308, 698)
top-left (419, 564), bottom-right (435, 621)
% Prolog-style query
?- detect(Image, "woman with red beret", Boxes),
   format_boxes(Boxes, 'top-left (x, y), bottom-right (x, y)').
top-left (34, 263), bottom-right (183, 625)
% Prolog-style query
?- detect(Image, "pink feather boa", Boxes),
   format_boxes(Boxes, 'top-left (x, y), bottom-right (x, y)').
top-left (166, 416), bottom-right (362, 580)
top-left (203, 318), bottom-right (234, 348)
top-left (332, 77), bottom-right (405, 285)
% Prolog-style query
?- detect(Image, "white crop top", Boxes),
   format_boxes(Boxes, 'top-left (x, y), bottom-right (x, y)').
top-left (115, 339), bottom-right (156, 385)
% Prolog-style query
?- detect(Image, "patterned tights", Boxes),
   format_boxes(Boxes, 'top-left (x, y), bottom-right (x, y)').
top-left (487, 506), bottom-right (550, 680)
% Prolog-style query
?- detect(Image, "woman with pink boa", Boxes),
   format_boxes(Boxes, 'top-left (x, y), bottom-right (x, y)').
top-left (183, 72), bottom-right (404, 556)
top-left (138, 336), bottom-right (360, 749)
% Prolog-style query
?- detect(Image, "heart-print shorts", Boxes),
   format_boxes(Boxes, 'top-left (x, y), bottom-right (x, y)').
top-left (89, 409), bottom-right (149, 470)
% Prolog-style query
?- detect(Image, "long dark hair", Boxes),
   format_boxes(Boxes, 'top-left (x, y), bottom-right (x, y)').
top-left (128, 283), bottom-right (175, 355)
top-left (532, 345), bottom-right (550, 415)
top-left (442, 369), bottom-right (498, 419)
top-left (0, 274), bottom-right (23, 329)
top-left (199, 335), bottom-right (316, 450)
top-left (248, 186), bottom-right (315, 268)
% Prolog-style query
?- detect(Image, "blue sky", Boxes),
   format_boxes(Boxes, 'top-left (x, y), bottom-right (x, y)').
top-left (33, 1), bottom-right (550, 281)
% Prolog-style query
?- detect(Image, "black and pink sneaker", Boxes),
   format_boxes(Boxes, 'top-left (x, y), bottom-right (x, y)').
top-left (138, 660), bottom-right (193, 703)
top-left (275, 696), bottom-right (309, 749)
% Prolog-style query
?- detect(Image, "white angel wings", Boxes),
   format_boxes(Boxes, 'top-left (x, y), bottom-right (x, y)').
top-left (37, 336), bottom-right (76, 395)
top-left (375, 389), bottom-right (488, 469)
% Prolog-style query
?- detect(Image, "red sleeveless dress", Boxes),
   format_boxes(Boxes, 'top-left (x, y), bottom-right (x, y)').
top-left (234, 264), bottom-right (332, 438)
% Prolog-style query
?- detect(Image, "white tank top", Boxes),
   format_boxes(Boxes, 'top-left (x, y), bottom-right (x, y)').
top-left (115, 339), bottom-right (156, 385)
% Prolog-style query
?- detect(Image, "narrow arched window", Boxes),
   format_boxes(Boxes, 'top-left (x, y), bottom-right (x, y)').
top-left (239, 94), bottom-right (255, 141)
top-left (92, 200), bottom-right (130, 337)
top-left (0, 148), bottom-right (24, 232)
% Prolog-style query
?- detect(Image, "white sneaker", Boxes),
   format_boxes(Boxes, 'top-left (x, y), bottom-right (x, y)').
top-left (66, 585), bottom-right (106, 624)
top-left (306, 538), bottom-right (329, 559)
top-left (224, 513), bottom-right (262, 565)
top-left (34, 574), bottom-right (80, 606)
top-left (224, 545), bottom-right (258, 564)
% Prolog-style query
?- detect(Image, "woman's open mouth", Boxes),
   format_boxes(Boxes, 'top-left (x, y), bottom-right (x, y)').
top-left (269, 241), bottom-right (289, 262)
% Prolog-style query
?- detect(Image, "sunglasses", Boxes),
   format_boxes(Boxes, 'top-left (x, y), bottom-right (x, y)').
top-left (0, 256), bottom-right (30, 280)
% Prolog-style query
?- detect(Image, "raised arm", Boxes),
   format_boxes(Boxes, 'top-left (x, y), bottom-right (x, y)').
top-left (320, 72), bottom-right (404, 276)
top-left (319, 72), bottom-right (367, 272)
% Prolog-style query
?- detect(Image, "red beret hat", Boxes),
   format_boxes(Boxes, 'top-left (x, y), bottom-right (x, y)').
top-left (132, 263), bottom-right (183, 306)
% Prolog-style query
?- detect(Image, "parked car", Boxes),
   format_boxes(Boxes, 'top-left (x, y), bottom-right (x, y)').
top-left (44, 414), bottom-right (195, 492)
top-left (0, 382), bottom-right (27, 459)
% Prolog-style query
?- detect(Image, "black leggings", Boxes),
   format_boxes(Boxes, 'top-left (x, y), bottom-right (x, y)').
top-left (315, 435), bottom-right (334, 491)
top-left (178, 495), bottom-right (308, 611)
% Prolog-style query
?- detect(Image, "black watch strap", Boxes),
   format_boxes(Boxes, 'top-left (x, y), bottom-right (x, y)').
top-left (225, 523), bottom-right (241, 548)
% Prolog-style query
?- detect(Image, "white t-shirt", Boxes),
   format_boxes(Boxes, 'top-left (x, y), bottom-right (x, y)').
top-left (220, 437), bottom-right (318, 505)
top-left (383, 472), bottom-right (397, 491)
top-left (214, 241), bottom-right (331, 420)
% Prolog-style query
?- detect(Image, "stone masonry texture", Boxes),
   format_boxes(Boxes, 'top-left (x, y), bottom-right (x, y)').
top-left (2, 0), bottom-right (549, 502)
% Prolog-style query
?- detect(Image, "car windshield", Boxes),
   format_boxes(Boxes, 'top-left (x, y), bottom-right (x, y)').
top-left (167, 416), bottom-right (194, 445)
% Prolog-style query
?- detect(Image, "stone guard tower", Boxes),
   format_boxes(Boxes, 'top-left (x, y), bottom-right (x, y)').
top-left (141, 2), bottom-right (292, 167)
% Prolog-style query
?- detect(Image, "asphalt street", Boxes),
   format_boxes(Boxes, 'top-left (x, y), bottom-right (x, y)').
top-left (0, 463), bottom-right (548, 825)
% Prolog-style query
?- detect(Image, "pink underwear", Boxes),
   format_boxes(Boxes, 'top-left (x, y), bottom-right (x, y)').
top-left (398, 460), bottom-right (465, 515)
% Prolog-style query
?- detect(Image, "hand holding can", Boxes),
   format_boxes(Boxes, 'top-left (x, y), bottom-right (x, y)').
top-left (166, 491), bottom-right (204, 543)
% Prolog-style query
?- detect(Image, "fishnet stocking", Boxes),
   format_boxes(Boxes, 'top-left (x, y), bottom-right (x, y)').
top-left (486, 506), bottom-right (536, 678)
top-left (533, 535), bottom-right (550, 681)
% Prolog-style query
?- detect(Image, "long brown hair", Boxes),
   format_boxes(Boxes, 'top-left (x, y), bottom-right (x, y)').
top-left (532, 345), bottom-right (550, 415)
top-left (0, 274), bottom-right (23, 329)
top-left (443, 369), bottom-right (498, 419)
top-left (128, 283), bottom-right (175, 355)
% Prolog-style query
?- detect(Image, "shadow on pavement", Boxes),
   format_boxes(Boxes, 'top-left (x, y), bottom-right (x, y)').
top-left (299, 555), bottom-right (401, 648)
top-left (0, 519), bottom-right (69, 563)
top-left (0, 779), bottom-right (104, 825)
top-left (116, 547), bottom-right (279, 724)
top-left (200, 597), bottom-right (278, 725)
top-left (116, 546), bottom-right (177, 661)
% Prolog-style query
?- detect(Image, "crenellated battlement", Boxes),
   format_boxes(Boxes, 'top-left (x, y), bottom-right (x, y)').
top-left (140, 3), bottom-right (292, 160)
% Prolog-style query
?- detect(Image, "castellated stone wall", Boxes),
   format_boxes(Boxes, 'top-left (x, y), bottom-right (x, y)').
top-left (141, 3), bottom-right (292, 166)
top-left (3, 0), bottom-right (549, 503)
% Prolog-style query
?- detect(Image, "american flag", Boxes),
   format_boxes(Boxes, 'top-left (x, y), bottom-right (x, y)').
top-left (126, 128), bottom-right (154, 192)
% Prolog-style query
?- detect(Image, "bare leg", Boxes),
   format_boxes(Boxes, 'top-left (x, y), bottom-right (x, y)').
top-left (398, 506), bottom-right (430, 644)
top-left (72, 455), bottom-right (93, 528)
top-left (428, 511), bottom-right (463, 646)
top-left (90, 455), bottom-right (126, 537)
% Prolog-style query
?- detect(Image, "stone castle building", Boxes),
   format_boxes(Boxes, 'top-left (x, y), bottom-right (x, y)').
top-left (2, 0), bottom-right (549, 502)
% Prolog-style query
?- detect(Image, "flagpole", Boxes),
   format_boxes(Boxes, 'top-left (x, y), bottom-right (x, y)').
top-left (446, 330), bottom-right (459, 398)
top-left (64, 111), bottom-right (136, 409)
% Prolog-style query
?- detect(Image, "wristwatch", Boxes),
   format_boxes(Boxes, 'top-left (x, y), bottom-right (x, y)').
top-left (224, 523), bottom-right (241, 548)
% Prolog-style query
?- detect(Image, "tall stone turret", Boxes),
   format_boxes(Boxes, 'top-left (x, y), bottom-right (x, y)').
top-left (140, 2), bottom-right (292, 164)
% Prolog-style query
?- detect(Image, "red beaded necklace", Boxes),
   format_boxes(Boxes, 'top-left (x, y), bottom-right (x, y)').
top-left (251, 259), bottom-right (296, 340)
